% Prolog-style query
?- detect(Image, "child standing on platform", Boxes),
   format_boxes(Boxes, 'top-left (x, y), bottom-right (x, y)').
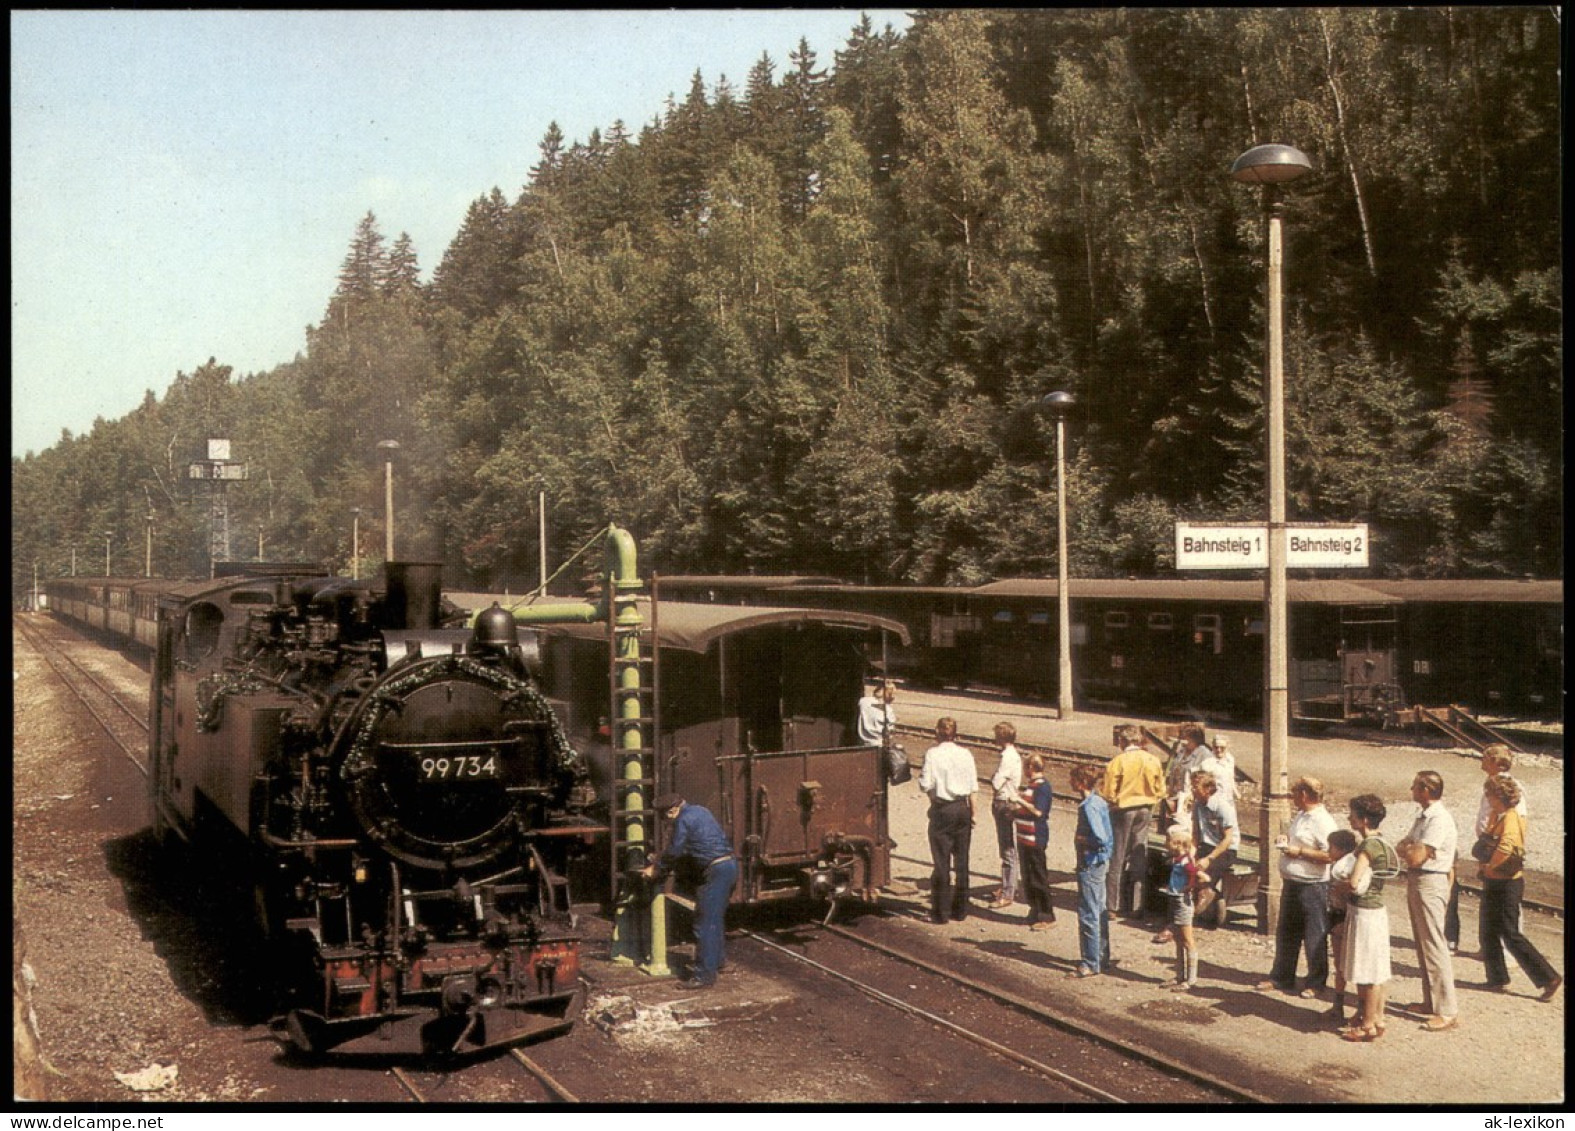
top-left (1164, 824), bottom-right (1201, 991)
top-left (1326, 829), bottom-right (1359, 1025)
top-left (1014, 754), bottom-right (1056, 930)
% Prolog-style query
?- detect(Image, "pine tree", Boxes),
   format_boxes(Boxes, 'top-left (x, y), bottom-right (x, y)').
top-left (430, 188), bottom-right (516, 321)
top-left (780, 37), bottom-right (830, 218)
top-left (337, 213), bottom-right (385, 299)
top-left (381, 233), bottom-right (423, 299)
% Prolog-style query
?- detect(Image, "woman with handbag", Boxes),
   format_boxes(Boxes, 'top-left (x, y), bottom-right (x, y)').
top-left (1341, 794), bottom-right (1399, 1042)
top-left (1477, 776), bottom-right (1562, 1001)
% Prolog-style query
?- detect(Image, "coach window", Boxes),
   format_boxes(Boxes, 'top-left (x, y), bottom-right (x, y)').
top-left (1148, 612), bottom-right (1174, 631)
top-left (1193, 614), bottom-right (1223, 655)
top-left (1104, 611), bottom-right (1130, 630)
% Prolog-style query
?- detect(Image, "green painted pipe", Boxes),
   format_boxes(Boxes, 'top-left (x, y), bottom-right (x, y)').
top-left (469, 525), bottom-right (665, 974)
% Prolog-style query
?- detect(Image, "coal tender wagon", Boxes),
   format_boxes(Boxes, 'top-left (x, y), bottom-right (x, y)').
top-left (534, 599), bottom-right (910, 909)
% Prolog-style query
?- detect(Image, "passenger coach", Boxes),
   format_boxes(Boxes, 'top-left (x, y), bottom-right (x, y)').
top-left (970, 578), bottom-right (1402, 723)
top-left (1362, 579), bottom-right (1562, 715)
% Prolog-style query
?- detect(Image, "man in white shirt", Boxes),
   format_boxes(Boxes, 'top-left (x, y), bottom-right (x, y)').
top-left (1198, 734), bottom-right (1237, 804)
top-left (1165, 723), bottom-right (1211, 822)
top-left (856, 681), bottom-right (897, 747)
top-left (918, 717), bottom-right (978, 924)
top-left (1397, 770), bottom-right (1460, 1031)
top-left (1257, 776), bottom-right (1338, 997)
top-left (987, 722), bottom-right (1024, 909)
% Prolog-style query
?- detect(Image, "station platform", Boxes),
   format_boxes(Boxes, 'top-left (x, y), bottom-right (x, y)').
top-left (866, 729), bottom-right (1566, 1106)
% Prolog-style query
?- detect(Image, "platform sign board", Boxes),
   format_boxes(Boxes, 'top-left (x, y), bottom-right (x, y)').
top-left (1287, 524), bottom-right (1369, 568)
top-left (1176, 523), bottom-right (1265, 569)
top-left (1176, 522), bottom-right (1369, 569)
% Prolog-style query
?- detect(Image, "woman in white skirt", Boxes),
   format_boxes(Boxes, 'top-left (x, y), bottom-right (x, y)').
top-left (1341, 793), bottom-right (1399, 1042)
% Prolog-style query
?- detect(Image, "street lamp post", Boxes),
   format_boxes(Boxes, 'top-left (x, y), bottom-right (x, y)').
top-left (257, 524), bottom-right (265, 561)
top-left (103, 531), bottom-right (112, 577)
top-left (1231, 142), bottom-right (1312, 934)
top-left (351, 508), bottom-right (361, 580)
top-left (1042, 391), bottom-right (1077, 721)
top-left (145, 513), bottom-right (155, 578)
top-left (377, 441), bottom-right (400, 564)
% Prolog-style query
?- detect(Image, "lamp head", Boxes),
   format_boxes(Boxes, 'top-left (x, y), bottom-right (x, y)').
top-left (1041, 391), bottom-right (1075, 418)
top-left (1230, 144), bottom-right (1312, 185)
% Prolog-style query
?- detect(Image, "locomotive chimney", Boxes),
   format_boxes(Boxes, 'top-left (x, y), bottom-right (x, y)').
top-left (385, 561), bottom-right (444, 629)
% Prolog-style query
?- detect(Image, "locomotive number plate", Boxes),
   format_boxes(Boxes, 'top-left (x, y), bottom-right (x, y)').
top-left (416, 753), bottom-right (500, 781)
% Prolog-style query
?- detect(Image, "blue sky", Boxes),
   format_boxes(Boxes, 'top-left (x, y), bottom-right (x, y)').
top-left (10, 9), bottom-right (912, 458)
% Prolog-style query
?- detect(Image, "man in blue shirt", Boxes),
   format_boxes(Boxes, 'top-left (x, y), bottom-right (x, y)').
top-left (1190, 770), bottom-right (1240, 924)
top-left (1070, 763), bottom-right (1114, 978)
top-left (642, 793), bottom-right (737, 989)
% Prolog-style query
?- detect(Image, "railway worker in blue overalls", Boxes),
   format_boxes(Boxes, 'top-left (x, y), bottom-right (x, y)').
top-left (643, 793), bottom-right (738, 990)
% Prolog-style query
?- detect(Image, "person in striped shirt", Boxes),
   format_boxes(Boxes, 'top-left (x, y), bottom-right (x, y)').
top-left (1012, 753), bottom-right (1056, 931)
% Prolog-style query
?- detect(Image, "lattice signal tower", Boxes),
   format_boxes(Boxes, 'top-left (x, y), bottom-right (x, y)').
top-left (188, 439), bottom-right (249, 576)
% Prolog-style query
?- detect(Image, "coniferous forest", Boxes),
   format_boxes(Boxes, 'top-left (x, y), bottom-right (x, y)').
top-left (11, 10), bottom-right (1562, 597)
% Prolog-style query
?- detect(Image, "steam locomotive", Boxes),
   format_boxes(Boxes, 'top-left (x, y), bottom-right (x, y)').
top-left (144, 563), bottom-right (596, 1057)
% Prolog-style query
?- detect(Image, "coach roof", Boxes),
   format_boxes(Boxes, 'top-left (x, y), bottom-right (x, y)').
top-left (970, 578), bottom-right (1400, 604)
top-left (1358, 579), bottom-right (1562, 604)
top-left (534, 598), bottom-right (910, 654)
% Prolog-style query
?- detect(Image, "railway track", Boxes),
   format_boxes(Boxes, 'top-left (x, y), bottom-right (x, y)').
top-left (819, 922), bottom-right (1271, 1102)
top-left (740, 921), bottom-right (1271, 1104)
top-left (387, 1048), bottom-right (579, 1103)
top-left (16, 615), bottom-right (149, 777)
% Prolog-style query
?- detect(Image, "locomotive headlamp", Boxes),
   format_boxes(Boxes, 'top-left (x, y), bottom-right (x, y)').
top-left (476, 976), bottom-right (504, 1008)
top-left (440, 975), bottom-right (477, 1016)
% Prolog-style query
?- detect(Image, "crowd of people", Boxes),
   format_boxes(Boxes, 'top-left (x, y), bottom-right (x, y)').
top-left (907, 703), bottom-right (1563, 1034)
top-left (648, 682), bottom-right (1561, 1028)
